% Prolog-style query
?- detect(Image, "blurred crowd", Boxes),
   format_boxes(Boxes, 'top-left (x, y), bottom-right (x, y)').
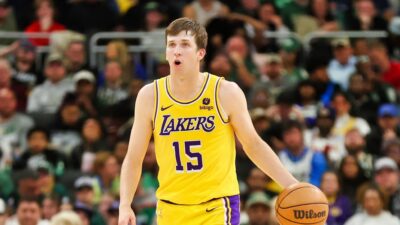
top-left (0, 0), bottom-right (399, 225)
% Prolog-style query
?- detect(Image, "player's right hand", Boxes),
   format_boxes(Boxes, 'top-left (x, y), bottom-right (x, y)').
top-left (118, 206), bottom-right (136, 225)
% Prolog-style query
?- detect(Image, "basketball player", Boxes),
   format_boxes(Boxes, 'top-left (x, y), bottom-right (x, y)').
top-left (119, 17), bottom-right (298, 225)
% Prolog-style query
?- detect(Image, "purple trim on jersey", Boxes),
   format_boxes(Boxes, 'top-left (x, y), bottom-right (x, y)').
top-left (228, 195), bottom-right (240, 225)
top-left (223, 197), bottom-right (229, 225)
top-left (215, 77), bottom-right (229, 124)
top-left (165, 73), bottom-right (210, 104)
top-left (153, 80), bottom-right (159, 130)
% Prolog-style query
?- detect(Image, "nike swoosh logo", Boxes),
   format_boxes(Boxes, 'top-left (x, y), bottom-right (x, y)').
top-left (206, 207), bottom-right (217, 213)
top-left (161, 104), bottom-right (173, 111)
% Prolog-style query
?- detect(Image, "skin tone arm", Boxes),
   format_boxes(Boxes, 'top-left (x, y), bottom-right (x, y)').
top-left (119, 84), bottom-right (154, 225)
top-left (219, 80), bottom-right (298, 188)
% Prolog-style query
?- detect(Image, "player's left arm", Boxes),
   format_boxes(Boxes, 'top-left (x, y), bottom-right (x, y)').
top-left (219, 80), bottom-right (298, 188)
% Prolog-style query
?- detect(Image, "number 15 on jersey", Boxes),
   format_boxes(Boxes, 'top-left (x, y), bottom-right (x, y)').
top-left (172, 140), bottom-right (203, 172)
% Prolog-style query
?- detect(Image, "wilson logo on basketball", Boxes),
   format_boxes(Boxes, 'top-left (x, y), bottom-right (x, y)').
top-left (293, 209), bottom-right (326, 219)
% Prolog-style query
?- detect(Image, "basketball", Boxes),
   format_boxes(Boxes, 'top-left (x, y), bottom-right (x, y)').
top-left (275, 182), bottom-right (329, 225)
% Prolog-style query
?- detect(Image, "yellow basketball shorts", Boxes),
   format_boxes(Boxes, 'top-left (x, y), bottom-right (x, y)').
top-left (156, 195), bottom-right (240, 225)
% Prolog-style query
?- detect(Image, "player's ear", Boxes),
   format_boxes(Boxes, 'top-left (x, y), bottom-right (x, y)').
top-left (197, 48), bottom-right (206, 61)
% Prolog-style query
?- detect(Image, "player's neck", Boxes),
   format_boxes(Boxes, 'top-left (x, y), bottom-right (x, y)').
top-left (169, 71), bottom-right (205, 101)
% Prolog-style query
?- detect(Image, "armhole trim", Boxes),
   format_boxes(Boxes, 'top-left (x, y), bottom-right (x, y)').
top-left (215, 77), bottom-right (229, 124)
top-left (152, 80), bottom-right (159, 130)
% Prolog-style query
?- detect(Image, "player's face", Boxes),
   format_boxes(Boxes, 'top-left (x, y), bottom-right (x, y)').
top-left (166, 31), bottom-right (205, 74)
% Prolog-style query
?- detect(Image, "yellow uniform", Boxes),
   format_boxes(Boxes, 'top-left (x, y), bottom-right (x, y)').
top-left (153, 73), bottom-right (240, 224)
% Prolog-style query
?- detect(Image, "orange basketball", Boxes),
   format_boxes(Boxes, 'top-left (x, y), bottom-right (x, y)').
top-left (275, 182), bottom-right (329, 225)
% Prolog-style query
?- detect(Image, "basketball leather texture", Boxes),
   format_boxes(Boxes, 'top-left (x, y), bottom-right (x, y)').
top-left (275, 182), bottom-right (329, 225)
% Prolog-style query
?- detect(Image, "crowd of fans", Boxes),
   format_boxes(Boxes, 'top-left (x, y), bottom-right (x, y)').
top-left (0, 0), bottom-right (399, 224)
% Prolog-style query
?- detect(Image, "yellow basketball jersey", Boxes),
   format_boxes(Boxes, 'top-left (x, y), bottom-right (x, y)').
top-left (153, 73), bottom-right (239, 204)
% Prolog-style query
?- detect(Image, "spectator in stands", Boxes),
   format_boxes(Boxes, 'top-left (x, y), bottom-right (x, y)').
top-left (50, 99), bottom-right (83, 156)
top-left (92, 152), bottom-right (120, 204)
top-left (235, 0), bottom-right (259, 17)
top-left (337, 155), bottom-right (369, 208)
top-left (352, 38), bottom-right (369, 56)
top-left (13, 127), bottom-right (68, 176)
top-left (279, 38), bottom-right (307, 85)
top-left (70, 118), bottom-right (108, 171)
top-left (382, 139), bottom-right (400, 167)
top-left (294, 80), bottom-right (319, 128)
top-left (347, 72), bottom-right (380, 125)
top-left (72, 70), bottom-right (98, 117)
top-left (97, 194), bottom-right (114, 225)
top-left (328, 38), bottom-right (357, 90)
top-left (250, 108), bottom-right (271, 136)
top-left (182, 0), bottom-right (229, 26)
top-left (0, 88), bottom-right (34, 168)
top-left (65, 0), bottom-right (118, 35)
top-left (344, 184), bottom-right (400, 225)
top-left (308, 0), bottom-right (338, 31)
top-left (140, 1), bottom-right (168, 32)
top-left (105, 41), bottom-right (135, 84)
top-left (73, 177), bottom-right (106, 225)
top-left (344, 128), bottom-right (375, 178)
top-left (389, 17), bottom-right (400, 59)
top-left (74, 176), bottom-right (95, 208)
top-left (208, 51), bottom-right (232, 78)
top-left (27, 54), bottom-right (74, 114)
top-left (36, 163), bottom-right (68, 197)
top-left (346, 0), bottom-right (387, 31)
top-left (251, 1), bottom-right (289, 53)
top-left (368, 41), bottom-right (400, 90)
top-left (306, 58), bottom-right (341, 107)
top-left (247, 85), bottom-right (272, 110)
top-left (41, 194), bottom-right (60, 222)
top-left (0, 59), bottom-right (29, 112)
top-left (225, 35), bottom-right (259, 93)
top-left (279, 120), bottom-right (327, 186)
top-left (6, 197), bottom-right (44, 225)
top-left (113, 140), bottom-right (128, 165)
top-left (356, 55), bottom-right (397, 104)
top-left (25, 0), bottom-right (66, 46)
top-left (0, 0), bottom-right (16, 36)
top-left (280, 0), bottom-right (309, 28)
top-left (50, 211), bottom-right (82, 225)
top-left (321, 171), bottom-right (353, 225)
top-left (258, 54), bottom-right (291, 100)
top-left (244, 191), bottom-right (273, 225)
top-left (265, 91), bottom-right (304, 124)
top-left (366, 104), bottom-right (400, 156)
top-left (73, 202), bottom-right (91, 225)
top-left (244, 167), bottom-right (281, 198)
top-left (203, 15), bottom-right (246, 68)
top-left (112, 79), bottom-right (143, 123)
top-left (331, 92), bottom-right (371, 137)
top-left (105, 201), bottom-right (118, 225)
top-left (12, 40), bottom-right (38, 89)
top-left (64, 40), bottom-right (89, 77)
top-left (97, 60), bottom-right (128, 110)
top-left (9, 170), bottom-right (41, 208)
top-left (374, 157), bottom-right (400, 218)
top-left (304, 106), bottom-right (346, 167)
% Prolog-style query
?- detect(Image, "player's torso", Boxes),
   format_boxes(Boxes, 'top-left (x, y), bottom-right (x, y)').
top-left (152, 73), bottom-right (239, 204)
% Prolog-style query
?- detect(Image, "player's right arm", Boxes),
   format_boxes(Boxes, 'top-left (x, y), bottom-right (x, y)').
top-left (119, 83), bottom-right (154, 225)
top-left (219, 80), bottom-right (298, 188)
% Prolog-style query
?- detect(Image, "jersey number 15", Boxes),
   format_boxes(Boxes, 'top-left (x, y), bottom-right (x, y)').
top-left (172, 141), bottom-right (203, 172)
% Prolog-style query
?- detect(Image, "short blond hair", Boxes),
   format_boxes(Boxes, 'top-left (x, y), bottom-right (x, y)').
top-left (165, 17), bottom-right (208, 50)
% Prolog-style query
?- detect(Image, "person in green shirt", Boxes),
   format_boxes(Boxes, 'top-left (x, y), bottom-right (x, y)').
top-left (279, 38), bottom-right (308, 87)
